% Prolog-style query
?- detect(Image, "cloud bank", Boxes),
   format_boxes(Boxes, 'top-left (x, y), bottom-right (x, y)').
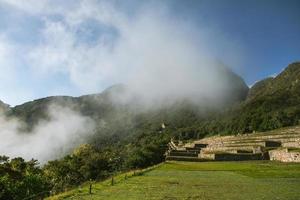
top-left (0, 0), bottom-right (245, 105)
top-left (0, 104), bottom-right (95, 163)
top-left (0, 0), bottom-right (246, 162)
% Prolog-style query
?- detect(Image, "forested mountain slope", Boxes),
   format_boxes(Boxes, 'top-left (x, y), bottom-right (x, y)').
top-left (212, 62), bottom-right (300, 134)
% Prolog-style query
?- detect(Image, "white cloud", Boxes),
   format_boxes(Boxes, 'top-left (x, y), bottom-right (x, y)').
top-left (0, 104), bottom-right (95, 163)
top-left (0, 0), bottom-right (245, 104)
top-left (24, 1), bottom-right (244, 100)
top-left (0, 0), bottom-right (68, 16)
top-left (0, 0), bottom-right (247, 162)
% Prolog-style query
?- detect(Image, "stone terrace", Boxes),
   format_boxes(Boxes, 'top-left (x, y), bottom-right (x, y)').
top-left (166, 126), bottom-right (300, 162)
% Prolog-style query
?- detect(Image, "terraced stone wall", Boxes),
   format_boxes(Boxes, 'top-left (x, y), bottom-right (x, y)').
top-left (269, 149), bottom-right (300, 163)
top-left (214, 153), bottom-right (263, 161)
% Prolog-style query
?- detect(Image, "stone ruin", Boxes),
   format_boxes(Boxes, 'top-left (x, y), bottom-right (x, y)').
top-left (269, 148), bottom-right (300, 163)
top-left (165, 126), bottom-right (300, 163)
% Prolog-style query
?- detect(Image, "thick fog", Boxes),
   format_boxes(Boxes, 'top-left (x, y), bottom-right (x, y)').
top-left (0, 104), bottom-right (95, 163)
top-left (0, 0), bottom-right (245, 162)
top-left (0, 0), bottom-right (245, 103)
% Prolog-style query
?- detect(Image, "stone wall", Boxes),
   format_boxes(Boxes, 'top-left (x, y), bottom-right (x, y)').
top-left (202, 146), bottom-right (262, 154)
top-left (269, 149), bottom-right (300, 163)
top-left (282, 141), bottom-right (300, 148)
top-left (189, 126), bottom-right (300, 162)
top-left (198, 152), bottom-right (215, 160)
top-left (214, 153), bottom-right (263, 161)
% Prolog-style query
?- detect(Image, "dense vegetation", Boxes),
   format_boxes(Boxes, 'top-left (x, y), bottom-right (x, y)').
top-left (0, 156), bottom-right (50, 199)
top-left (0, 62), bottom-right (300, 199)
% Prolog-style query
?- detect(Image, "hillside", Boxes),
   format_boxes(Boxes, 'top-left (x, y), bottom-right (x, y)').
top-left (195, 62), bottom-right (300, 135)
top-left (0, 62), bottom-right (299, 152)
top-left (48, 161), bottom-right (300, 200)
top-left (1, 62), bottom-right (300, 153)
top-left (8, 63), bottom-right (249, 127)
top-left (2, 63), bottom-right (300, 198)
top-left (242, 62), bottom-right (300, 130)
top-left (1, 62), bottom-right (300, 200)
top-left (248, 62), bottom-right (300, 100)
top-left (1, 64), bottom-right (248, 146)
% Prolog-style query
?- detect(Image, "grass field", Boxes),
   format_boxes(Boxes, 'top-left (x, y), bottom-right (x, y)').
top-left (49, 161), bottom-right (300, 200)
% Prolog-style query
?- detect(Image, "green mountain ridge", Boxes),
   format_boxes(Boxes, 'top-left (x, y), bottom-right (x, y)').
top-left (247, 62), bottom-right (300, 100)
top-left (208, 62), bottom-right (300, 134)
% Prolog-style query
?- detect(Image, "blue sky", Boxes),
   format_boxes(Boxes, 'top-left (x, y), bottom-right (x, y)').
top-left (174, 0), bottom-right (300, 83)
top-left (0, 0), bottom-right (299, 106)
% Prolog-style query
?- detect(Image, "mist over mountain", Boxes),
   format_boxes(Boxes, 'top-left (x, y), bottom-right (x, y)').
top-left (1, 1), bottom-right (300, 199)
top-left (0, 0), bottom-right (251, 163)
top-left (0, 62), bottom-right (249, 162)
top-left (206, 62), bottom-right (300, 134)
top-left (0, 62), bottom-right (299, 163)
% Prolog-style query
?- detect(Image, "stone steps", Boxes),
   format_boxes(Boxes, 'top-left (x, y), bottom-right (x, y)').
top-left (204, 134), bottom-right (299, 145)
top-left (220, 135), bottom-right (297, 142)
top-left (222, 137), bottom-right (298, 144)
top-left (195, 127), bottom-right (300, 145)
top-left (166, 126), bottom-right (300, 162)
top-left (206, 142), bottom-right (281, 151)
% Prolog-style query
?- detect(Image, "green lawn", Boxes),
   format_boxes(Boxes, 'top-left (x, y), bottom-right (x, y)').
top-left (49, 161), bottom-right (300, 200)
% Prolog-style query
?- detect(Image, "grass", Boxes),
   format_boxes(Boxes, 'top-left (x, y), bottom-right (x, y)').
top-left (48, 161), bottom-right (300, 200)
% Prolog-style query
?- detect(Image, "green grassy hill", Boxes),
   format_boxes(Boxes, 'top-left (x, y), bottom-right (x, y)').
top-left (48, 161), bottom-right (300, 200)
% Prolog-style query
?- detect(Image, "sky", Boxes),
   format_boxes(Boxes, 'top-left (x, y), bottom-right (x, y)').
top-left (0, 0), bottom-right (299, 106)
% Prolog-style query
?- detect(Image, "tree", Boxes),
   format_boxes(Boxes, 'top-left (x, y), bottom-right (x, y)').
top-left (0, 156), bottom-right (50, 200)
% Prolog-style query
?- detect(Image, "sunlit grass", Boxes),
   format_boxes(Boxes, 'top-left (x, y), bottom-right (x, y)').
top-left (48, 161), bottom-right (300, 200)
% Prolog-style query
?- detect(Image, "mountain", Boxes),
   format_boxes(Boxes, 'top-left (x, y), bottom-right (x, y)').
top-left (1, 62), bottom-right (299, 160)
top-left (242, 62), bottom-right (300, 130)
top-left (214, 63), bottom-right (249, 104)
top-left (247, 62), bottom-right (300, 100)
top-left (197, 62), bottom-right (300, 135)
top-left (247, 77), bottom-right (274, 100)
top-left (4, 62), bottom-right (300, 136)
top-left (1, 62), bottom-right (300, 198)
top-left (6, 63), bottom-right (248, 132)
